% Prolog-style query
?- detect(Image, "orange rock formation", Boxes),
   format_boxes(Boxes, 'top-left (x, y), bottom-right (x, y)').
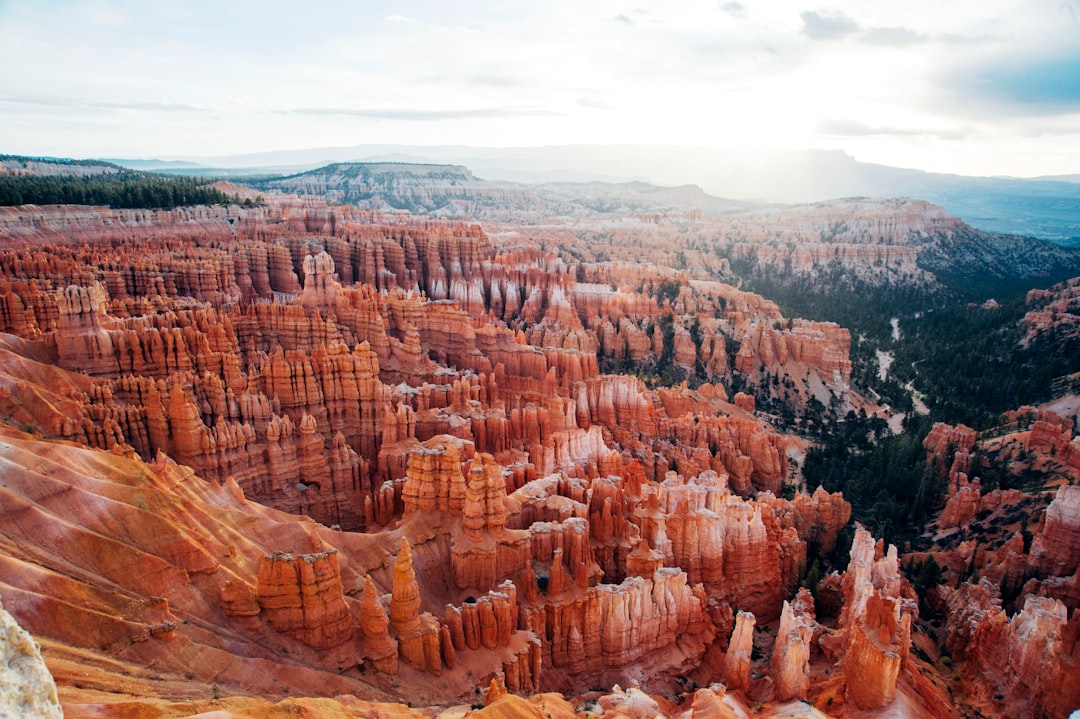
top-left (0, 197), bottom-right (881, 715)
top-left (256, 549), bottom-right (355, 651)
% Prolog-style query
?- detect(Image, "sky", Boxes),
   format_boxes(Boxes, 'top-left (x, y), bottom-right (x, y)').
top-left (2, 0), bottom-right (1080, 177)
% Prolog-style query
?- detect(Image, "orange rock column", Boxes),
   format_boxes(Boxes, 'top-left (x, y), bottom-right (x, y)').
top-left (360, 576), bottom-right (398, 674)
top-left (389, 539), bottom-right (426, 670)
top-left (724, 610), bottom-right (755, 691)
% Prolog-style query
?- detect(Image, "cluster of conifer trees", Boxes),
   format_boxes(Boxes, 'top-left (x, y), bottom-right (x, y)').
top-left (0, 168), bottom-right (230, 209)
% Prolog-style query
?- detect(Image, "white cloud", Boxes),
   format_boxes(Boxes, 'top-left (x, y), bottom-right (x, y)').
top-left (719, 2), bottom-right (747, 19)
top-left (800, 10), bottom-right (859, 40)
top-left (0, 0), bottom-right (1076, 176)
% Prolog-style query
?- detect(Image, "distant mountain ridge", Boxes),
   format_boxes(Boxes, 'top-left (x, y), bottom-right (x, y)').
top-left (255, 161), bottom-right (759, 218)
top-left (148, 144), bottom-right (1080, 244)
top-left (0, 155), bottom-right (120, 177)
top-left (258, 162), bottom-right (545, 217)
top-left (531, 180), bottom-right (759, 214)
top-left (101, 158), bottom-right (206, 170)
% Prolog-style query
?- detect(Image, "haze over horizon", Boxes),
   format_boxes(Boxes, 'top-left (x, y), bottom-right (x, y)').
top-left (2, 0), bottom-right (1080, 179)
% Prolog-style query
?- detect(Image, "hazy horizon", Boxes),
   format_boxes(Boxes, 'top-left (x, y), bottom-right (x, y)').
top-left (2, 0), bottom-right (1079, 178)
top-left (92, 142), bottom-right (1080, 182)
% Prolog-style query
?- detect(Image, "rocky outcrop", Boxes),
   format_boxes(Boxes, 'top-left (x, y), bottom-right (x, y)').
top-left (923, 422), bottom-right (977, 478)
top-left (469, 689), bottom-right (576, 718)
top-left (773, 486), bottom-right (852, 555)
top-left (732, 391), bottom-right (755, 413)
top-left (53, 282), bottom-right (119, 376)
top-left (300, 251), bottom-right (337, 310)
top-left (0, 598), bottom-right (62, 719)
top-left (944, 580), bottom-right (1080, 719)
top-left (724, 610), bottom-right (755, 691)
top-left (401, 436), bottom-right (469, 516)
top-left (771, 589), bottom-right (816, 701)
top-left (660, 470), bottom-right (803, 619)
top-left (219, 578), bottom-right (260, 620)
top-left (445, 582), bottom-right (519, 652)
top-left (940, 475), bottom-right (982, 530)
top-left (360, 576), bottom-right (399, 674)
top-left (519, 566), bottom-right (713, 691)
top-left (1032, 485), bottom-right (1080, 576)
top-left (1025, 275), bottom-right (1080, 342)
top-left (594, 568), bottom-right (712, 668)
top-left (596, 685), bottom-right (663, 718)
top-left (256, 550), bottom-right (355, 651)
top-left (452, 454), bottom-right (531, 592)
top-left (735, 319), bottom-right (852, 383)
top-left (843, 592), bottom-right (909, 709)
top-left (444, 581), bottom-right (542, 693)
top-left (390, 539), bottom-right (440, 672)
top-left (837, 529), bottom-right (913, 710)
